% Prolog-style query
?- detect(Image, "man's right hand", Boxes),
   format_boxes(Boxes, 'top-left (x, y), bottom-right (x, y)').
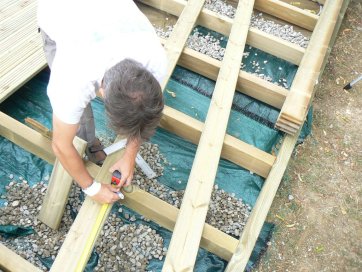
top-left (91, 184), bottom-right (122, 204)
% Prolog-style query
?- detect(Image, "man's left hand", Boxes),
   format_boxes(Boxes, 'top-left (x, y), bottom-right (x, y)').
top-left (109, 138), bottom-right (140, 188)
top-left (109, 152), bottom-right (136, 187)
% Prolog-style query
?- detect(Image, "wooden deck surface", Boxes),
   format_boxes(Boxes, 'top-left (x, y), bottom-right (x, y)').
top-left (0, 0), bottom-right (46, 103)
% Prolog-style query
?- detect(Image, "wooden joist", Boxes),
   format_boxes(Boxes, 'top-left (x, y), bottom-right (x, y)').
top-left (50, 147), bottom-right (123, 272)
top-left (120, 185), bottom-right (238, 261)
top-left (161, 0), bottom-right (207, 87)
top-left (276, 0), bottom-right (349, 134)
top-left (138, 0), bottom-right (306, 65)
top-left (0, 112), bottom-right (54, 164)
top-left (0, 242), bottom-right (42, 272)
top-left (226, 130), bottom-right (300, 271)
top-left (254, 0), bottom-right (319, 31)
top-left (169, 41), bottom-right (289, 109)
top-left (163, 0), bottom-right (254, 270)
top-left (161, 106), bottom-right (275, 178)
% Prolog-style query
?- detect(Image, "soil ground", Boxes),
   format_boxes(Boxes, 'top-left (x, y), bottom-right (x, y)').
top-left (255, 0), bottom-right (361, 271)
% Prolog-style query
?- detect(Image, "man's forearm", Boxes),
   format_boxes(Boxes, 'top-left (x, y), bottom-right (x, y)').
top-left (125, 137), bottom-right (141, 159)
top-left (52, 143), bottom-right (93, 189)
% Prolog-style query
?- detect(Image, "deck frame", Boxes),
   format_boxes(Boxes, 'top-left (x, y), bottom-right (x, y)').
top-left (0, 0), bottom-right (350, 270)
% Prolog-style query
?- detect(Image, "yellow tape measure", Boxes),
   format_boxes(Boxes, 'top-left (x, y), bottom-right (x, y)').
top-left (75, 203), bottom-right (110, 272)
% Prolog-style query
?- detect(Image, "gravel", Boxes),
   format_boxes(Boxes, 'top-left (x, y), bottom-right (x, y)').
top-left (158, 0), bottom-right (309, 48)
top-left (155, 26), bottom-right (289, 88)
top-left (0, 142), bottom-right (251, 270)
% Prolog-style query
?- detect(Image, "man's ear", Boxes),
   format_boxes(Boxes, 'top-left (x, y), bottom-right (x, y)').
top-left (99, 87), bottom-right (105, 98)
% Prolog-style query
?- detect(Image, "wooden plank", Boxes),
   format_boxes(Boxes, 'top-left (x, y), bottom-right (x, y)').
top-left (0, 114), bottom-right (240, 262)
top-left (276, 0), bottom-right (348, 133)
top-left (254, 0), bottom-right (318, 31)
top-left (161, 0), bottom-right (206, 88)
top-left (0, 0), bottom-right (25, 21)
top-left (174, 43), bottom-right (288, 109)
top-left (0, 47), bottom-right (46, 103)
top-left (225, 131), bottom-right (300, 271)
top-left (163, 0), bottom-right (254, 270)
top-left (0, 0), bottom-right (45, 103)
top-left (0, 0), bottom-right (36, 42)
top-left (121, 185), bottom-right (238, 261)
top-left (0, 112), bottom-right (54, 163)
top-left (1, 20), bottom-right (38, 57)
top-left (161, 106), bottom-right (275, 178)
top-left (246, 26), bottom-right (304, 65)
top-left (0, 243), bottom-right (42, 272)
top-left (0, 33), bottom-right (42, 76)
top-left (50, 142), bottom-right (124, 272)
top-left (25, 117), bottom-right (53, 139)
top-left (138, 0), bottom-right (305, 65)
top-left (0, 0), bottom-right (18, 10)
top-left (37, 137), bottom-right (87, 230)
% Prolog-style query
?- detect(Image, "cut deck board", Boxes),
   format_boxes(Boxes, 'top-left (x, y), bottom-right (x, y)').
top-left (163, 0), bottom-right (254, 269)
top-left (162, 0), bottom-right (207, 87)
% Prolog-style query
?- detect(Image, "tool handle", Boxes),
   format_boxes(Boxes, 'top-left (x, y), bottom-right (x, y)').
top-left (111, 170), bottom-right (122, 186)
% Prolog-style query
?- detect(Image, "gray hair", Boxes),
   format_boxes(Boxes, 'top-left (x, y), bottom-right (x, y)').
top-left (102, 58), bottom-right (164, 141)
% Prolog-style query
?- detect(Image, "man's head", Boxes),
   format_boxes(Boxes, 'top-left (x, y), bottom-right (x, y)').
top-left (101, 58), bottom-right (164, 142)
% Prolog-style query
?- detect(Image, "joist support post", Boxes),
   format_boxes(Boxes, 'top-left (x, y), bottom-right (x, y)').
top-left (37, 137), bottom-right (87, 230)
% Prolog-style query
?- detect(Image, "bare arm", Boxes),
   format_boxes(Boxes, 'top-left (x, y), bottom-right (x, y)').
top-left (52, 114), bottom-right (120, 203)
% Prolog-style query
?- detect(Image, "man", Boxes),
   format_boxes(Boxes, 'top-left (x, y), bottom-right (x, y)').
top-left (37, 0), bottom-right (167, 204)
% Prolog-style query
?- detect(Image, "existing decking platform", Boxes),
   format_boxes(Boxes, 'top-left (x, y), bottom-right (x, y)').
top-left (0, 0), bottom-right (46, 103)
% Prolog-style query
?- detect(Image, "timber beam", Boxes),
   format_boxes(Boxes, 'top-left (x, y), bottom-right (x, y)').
top-left (160, 38), bottom-right (289, 109)
top-left (0, 243), bottom-right (42, 272)
top-left (254, 0), bottom-right (318, 31)
top-left (226, 130), bottom-right (301, 271)
top-left (163, 0), bottom-right (254, 269)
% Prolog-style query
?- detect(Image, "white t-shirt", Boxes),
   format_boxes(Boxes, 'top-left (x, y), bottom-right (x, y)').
top-left (37, 0), bottom-right (167, 124)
